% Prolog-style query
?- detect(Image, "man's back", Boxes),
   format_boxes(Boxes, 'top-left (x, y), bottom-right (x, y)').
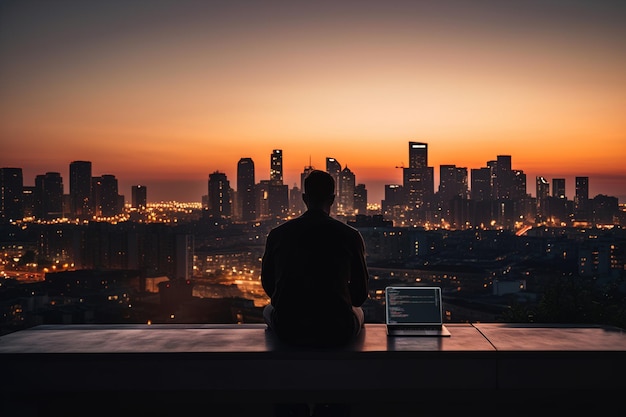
top-left (262, 209), bottom-right (368, 346)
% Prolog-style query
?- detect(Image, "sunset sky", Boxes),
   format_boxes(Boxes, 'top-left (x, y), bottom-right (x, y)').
top-left (1, 0), bottom-right (625, 203)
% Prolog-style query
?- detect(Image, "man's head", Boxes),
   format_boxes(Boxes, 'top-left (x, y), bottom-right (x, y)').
top-left (303, 170), bottom-right (335, 212)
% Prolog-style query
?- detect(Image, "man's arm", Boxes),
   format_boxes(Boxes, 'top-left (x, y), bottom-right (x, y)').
top-left (261, 231), bottom-right (276, 298)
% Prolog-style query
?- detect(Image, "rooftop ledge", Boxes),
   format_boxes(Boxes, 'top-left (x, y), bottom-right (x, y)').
top-left (2, 323), bottom-right (626, 416)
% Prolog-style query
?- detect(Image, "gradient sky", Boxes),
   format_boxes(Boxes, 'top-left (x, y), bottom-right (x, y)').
top-left (1, 0), bottom-right (625, 203)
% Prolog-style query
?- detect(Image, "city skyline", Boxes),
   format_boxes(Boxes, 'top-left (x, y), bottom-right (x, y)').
top-left (1, 1), bottom-right (625, 203)
top-left (2, 145), bottom-right (622, 206)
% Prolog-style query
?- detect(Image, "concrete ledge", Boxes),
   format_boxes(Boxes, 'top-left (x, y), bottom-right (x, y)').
top-left (1, 323), bottom-right (625, 415)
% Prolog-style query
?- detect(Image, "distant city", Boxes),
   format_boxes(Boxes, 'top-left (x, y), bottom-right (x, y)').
top-left (1, 141), bottom-right (625, 336)
top-left (1, 141), bottom-right (623, 228)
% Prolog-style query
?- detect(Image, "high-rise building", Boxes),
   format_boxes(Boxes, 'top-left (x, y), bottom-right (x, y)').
top-left (256, 180), bottom-right (270, 219)
top-left (208, 171), bottom-right (232, 218)
top-left (22, 186), bottom-right (35, 217)
top-left (438, 165), bottom-right (468, 203)
top-left (100, 174), bottom-right (120, 217)
top-left (270, 149), bottom-right (283, 185)
top-left (404, 142), bottom-right (433, 210)
top-left (69, 161), bottom-right (92, 219)
top-left (408, 142), bottom-right (428, 169)
top-left (575, 176), bottom-right (589, 220)
top-left (536, 176), bottom-right (550, 221)
top-left (268, 183), bottom-right (289, 218)
top-left (494, 155), bottom-right (513, 200)
top-left (269, 150), bottom-right (288, 218)
top-left (511, 170), bottom-right (527, 200)
top-left (35, 172), bottom-right (63, 220)
top-left (552, 178), bottom-right (566, 199)
top-left (325, 157), bottom-right (342, 216)
top-left (0, 167), bottom-right (23, 223)
top-left (470, 167), bottom-right (491, 201)
top-left (131, 185), bottom-right (147, 209)
top-left (237, 158), bottom-right (256, 221)
top-left (354, 184), bottom-right (367, 216)
top-left (338, 166), bottom-right (355, 215)
top-left (326, 157), bottom-right (342, 183)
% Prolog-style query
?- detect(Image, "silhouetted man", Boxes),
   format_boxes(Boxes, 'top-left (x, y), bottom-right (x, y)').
top-left (262, 169), bottom-right (369, 348)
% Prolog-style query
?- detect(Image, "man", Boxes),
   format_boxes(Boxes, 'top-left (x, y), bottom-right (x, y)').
top-left (261, 169), bottom-right (369, 348)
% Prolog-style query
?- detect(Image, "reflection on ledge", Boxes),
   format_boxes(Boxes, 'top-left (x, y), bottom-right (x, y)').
top-left (1, 323), bottom-right (625, 416)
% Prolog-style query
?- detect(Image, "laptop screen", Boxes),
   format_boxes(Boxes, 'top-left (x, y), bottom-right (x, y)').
top-left (385, 286), bottom-right (443, 325)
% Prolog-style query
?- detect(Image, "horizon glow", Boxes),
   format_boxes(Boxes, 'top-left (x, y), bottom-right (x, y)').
top-left (1, 1), bottom-right (625, 203)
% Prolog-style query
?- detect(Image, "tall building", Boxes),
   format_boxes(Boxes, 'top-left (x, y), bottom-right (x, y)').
top-left (438, 165), bottom-right (468, 203)
top-left (354, 184), bottom-right (367, 215)
top-left (35, 172), bottom-right (63, 220)
top-left (22, 186), bottom-right (35, 217)
top-left (552, 178), bottom-right (566, 199)
top-left (256, 180), bottom-right (270, 218)
top-left (269, 150), bottom-right (288, 218)
top-left (100, 174), bottom-right (120, 217)
top-left (494, 155), bottom-right (513, 200)
top-left (131, 185), bottom-right (147, 209)
top-left (0, 167), bottom-right (23, 223)
top-left (325, 157), bottom-right (342, 216)
top-left (403, 142), bottom-right (433, 210)
top-left (536, 176), bottom-right (550, 221)
top-left (208, 171), bottom-right (232, 218)
top-left (470, 167), bottom-right (491, 201)
top-left (268, 182), bottom-right (289, 218)
top-left (270, 149), bottom-right (283, 185)
top-left (408, 142), bottom-right (428, 169)
top-left (575, 176), bottom-right (589, 220)
top-left (69, 161), bottom-right (92, 219)
top-left (338, 166), bottom-right (355, 215)
top-left (326, 157), bottom-right (342, 183)
top-left (237, 158), bottom-right (256, 221)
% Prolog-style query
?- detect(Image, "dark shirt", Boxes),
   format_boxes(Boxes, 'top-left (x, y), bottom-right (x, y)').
top-left (261, 209), bottom-right (369, 346)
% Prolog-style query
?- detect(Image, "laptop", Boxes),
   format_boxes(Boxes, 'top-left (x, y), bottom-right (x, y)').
top-left (385, 286), bottom-right (451, 337)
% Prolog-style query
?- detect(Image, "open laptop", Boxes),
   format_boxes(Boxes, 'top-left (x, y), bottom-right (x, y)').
top-left (385, 286), bottom-right (451, 337)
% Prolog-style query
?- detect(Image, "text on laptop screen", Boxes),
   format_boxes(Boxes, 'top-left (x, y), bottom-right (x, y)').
top-left (386, 287), bottom-right (442, 324)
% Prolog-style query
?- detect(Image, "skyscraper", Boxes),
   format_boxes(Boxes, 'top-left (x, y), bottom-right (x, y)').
top-left (552, 178), bottom-right (566, 199)
top-left (494, 155), bottom-right (513, 200)
top-left (0, 167), bottom-right (23, 223)
top-left (69, 160), bottom-right (92, 219)
top-left (404, 141), bottom-right (433, 210)
top-left (35, 172), bottom-right (63, 220)
top-left (100, 174), bottom-right (120, 217)
top-left (131, 185), bottom-right (147, 209)
top-left (438, 164), bottom-right (468, 203)
top-left (536, 176), bottom-right (550, 220)
top-left (325, 157), bottom-right (342, 216)
top-left (408, 142), bottom-right (427, 169)
top-left (338, 166), bottom-right (355, 215)
top-left (268, 150), bottom-right (288, 218)
top-left (470, 167), bottom-right (491, 201)
top-left (354, 184), bottom-right (367, 215)
top-left (208, 171), bottom-right (232, 218)
top-left (326, 157), bottom-right (341, 183)
top-left (575, 176), bottom-right (589, 220)
top-left (237, 157), bottom-right (256, 221)
top-left (270, 149), bottom-right (283, 185)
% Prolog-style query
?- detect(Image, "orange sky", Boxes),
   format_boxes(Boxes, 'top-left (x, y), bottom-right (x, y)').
top-left (1, 1), bottom-right (625, 203)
